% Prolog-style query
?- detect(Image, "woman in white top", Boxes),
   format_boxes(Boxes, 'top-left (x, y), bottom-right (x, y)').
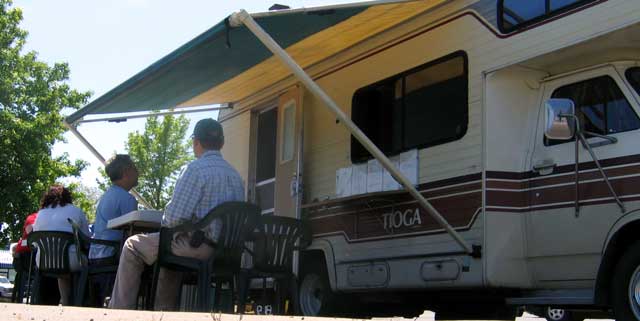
top-left (33, 185), bottom-right (90, 305)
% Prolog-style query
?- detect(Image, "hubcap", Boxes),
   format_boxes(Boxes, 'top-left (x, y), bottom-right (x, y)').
top-left (546, 307), bottom-right (566, 321)
top-left (300, 273), bottom-right (324, 316)
top-left (629, 265), bottom-right (640, 320)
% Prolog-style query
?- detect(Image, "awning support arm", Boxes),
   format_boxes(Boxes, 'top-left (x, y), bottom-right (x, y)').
top-left (63, 120), bottom-right (155, 210)
top-left (230, 9), bottom-right (478, 257)
top-left (71, 104), bottom-right (232, 126)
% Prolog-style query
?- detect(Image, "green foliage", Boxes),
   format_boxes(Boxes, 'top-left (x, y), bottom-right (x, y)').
top-left (96, 167), bottom-right (110, 193)
top-left (125, 113), bottom-right (192, 209)
top-left (0, 0), bottom-right (91, 245)
top-left (68, 182), bottom-right (100, 223)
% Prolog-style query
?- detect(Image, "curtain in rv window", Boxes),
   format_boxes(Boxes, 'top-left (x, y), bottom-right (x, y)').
top-left (498, 0), bottom-right (598, 33)
top-left (350, 51), bottom-right (468, 163)
top-left (545, 75), bottom-right (640, 146)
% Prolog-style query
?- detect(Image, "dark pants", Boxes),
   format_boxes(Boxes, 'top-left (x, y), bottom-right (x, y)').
top-left (87, 257), bottom-right (117, 307)
top-left (11, 254), bottom-right (28, 303)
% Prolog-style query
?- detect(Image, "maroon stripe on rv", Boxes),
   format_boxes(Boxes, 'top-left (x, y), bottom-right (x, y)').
top-left (487, 154), bottom-right (640, 181)
top-left (487, 163), bottom-right (640, 190)
top-left (486, 172), bottom-right (640, 208)
top-left (309, 192), bottom-right (481, 242)
top-left (488, 195), bottom-right (640, 213)
top-left (302, 173), bottom-right (481, 217)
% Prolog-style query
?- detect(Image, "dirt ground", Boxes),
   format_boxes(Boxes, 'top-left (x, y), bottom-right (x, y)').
top-left (0, 303), bottom-right (616, 321)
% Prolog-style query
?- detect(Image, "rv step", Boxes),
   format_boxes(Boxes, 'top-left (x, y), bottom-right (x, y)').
top-left (506, 289), bottom-right (593, 306)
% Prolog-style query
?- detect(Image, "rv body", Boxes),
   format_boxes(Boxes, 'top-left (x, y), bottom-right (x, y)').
top-left (219, 0), bottom-right (640, 318)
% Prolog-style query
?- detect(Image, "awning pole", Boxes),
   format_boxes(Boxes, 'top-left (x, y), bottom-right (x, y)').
top-left (63, 120), bottom-right (155, 210)
top-left (230, 9), bottom-right (476, 256)
top-left (73, 104), bottom-right (232, 125)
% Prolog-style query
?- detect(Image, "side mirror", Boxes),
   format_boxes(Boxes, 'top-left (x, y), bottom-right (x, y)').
top-left (544, 98), bottom-right (576, 140)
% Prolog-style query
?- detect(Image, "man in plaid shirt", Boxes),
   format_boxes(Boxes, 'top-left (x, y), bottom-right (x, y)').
top-left (109, 118), bottom-right (245, 310)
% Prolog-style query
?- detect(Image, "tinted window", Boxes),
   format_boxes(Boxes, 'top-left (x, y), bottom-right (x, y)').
top-left (626, 67), bottom-right (640, 96)
top-left (545, 76), bottom-right (640, 146)
top-left (499, 0), bottom-right (597, 33)
top-left (351, 52), bottom-right (468, 163)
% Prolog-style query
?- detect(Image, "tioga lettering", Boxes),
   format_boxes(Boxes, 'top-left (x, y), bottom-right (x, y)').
top-left (382, 208), bottom-right (422, 231)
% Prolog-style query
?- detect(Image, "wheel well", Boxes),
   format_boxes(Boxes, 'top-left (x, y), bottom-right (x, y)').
top-left (300, 249), bottom-right (329, 275)
top-left (594, 220), bottom-right (640, 306)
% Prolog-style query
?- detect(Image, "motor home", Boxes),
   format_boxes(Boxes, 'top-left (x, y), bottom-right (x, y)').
top-left (66, 0), bottom-right (640, 320)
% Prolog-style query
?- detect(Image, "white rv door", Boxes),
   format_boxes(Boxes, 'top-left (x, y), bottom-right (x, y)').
top-left (527, 65), bottom-right (640, 288)
top-left (274, 86), bottom-right (304, 218)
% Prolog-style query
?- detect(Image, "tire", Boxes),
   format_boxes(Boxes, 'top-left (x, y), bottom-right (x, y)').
top-left (298, 266), bottom-right (336, 316)
top-left (612, 240), bottom-right (640, 321)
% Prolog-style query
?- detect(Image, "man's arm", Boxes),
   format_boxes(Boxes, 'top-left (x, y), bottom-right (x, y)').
top-left (163, 165), bottom-right (203, 228)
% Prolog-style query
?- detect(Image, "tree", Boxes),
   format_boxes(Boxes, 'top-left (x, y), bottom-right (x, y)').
top-left (125, 113), bottom-right (192, 210)
top-left (68, 182), bottom-right (100, 223)
top-left (0, 0), bottom-right (91, 245)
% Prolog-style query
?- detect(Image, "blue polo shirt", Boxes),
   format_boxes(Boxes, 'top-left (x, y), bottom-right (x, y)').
top-left (89, 185), bottom-right (138, 259)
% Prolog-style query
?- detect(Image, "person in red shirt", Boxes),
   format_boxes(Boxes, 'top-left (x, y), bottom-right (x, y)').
top-left (15, 212), bottom-right (37, 255)
top-left (11, 212), bottom-right (37, 303)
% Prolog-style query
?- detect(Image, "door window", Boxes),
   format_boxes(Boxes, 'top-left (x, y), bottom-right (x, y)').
top-left (280, 101), bottom-right (296, 163)
top-left (626, 67), bottom-right (640, 96)
top-left (545, 75), bottom-right (640, 146)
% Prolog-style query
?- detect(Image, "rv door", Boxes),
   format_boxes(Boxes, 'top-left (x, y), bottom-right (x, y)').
top-left (275, 86), bottom-right (304, 218)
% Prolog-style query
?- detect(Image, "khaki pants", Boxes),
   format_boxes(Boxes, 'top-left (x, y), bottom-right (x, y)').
top-left (108, 232), bottom-right (213, 310)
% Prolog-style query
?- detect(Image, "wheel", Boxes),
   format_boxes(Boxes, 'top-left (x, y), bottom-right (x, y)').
top-left (612, 240), bottom-right (640, 321)
top-left (543, 307), bottom-right (578, 321)
top-left (298, 269), bottom-right (335, 316)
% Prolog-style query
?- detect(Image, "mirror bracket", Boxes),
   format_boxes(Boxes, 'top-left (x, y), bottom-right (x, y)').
top-left (582, 131), bottom-right (618, 148)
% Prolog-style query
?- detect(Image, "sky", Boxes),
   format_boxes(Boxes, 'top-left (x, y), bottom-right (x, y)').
top-left (12, 0), bottom-right (367, 189)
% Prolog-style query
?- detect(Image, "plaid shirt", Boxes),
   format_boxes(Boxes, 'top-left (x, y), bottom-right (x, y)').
top-left (163, 150), bottom-right (245, 241)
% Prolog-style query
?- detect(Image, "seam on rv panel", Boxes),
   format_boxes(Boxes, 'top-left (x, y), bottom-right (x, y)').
top-left (422, 179), bottom-right (482, 193)
top-left (487, 172), bottom-right (640, 193)
top-left (486, 154), bottom-right (640, 180)
top-left (487, 195), bottom-right (640, 212)
top-left (301, 173), bottom-right (482, 209)
top-left (303, 183), bottom-right (482, 215)
top-left (485, 160), bottom-right (640, 184)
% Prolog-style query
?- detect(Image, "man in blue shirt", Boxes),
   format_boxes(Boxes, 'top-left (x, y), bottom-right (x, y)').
top-left (91, 154), bottom-right (139, 306)
top-left (90, 154), bottom-right (139, 260)
top-left (109, 118), bottom-right (245, 310)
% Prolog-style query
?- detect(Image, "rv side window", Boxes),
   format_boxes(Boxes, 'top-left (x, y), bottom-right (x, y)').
top-left (545, 75), bottom-right (640, 146)
top-left (351, 52), bottom-right (468, 163)
top-left (626, 67), bottom-right (640, 96)
top-left (498, 0), bottom-right (597, 33)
